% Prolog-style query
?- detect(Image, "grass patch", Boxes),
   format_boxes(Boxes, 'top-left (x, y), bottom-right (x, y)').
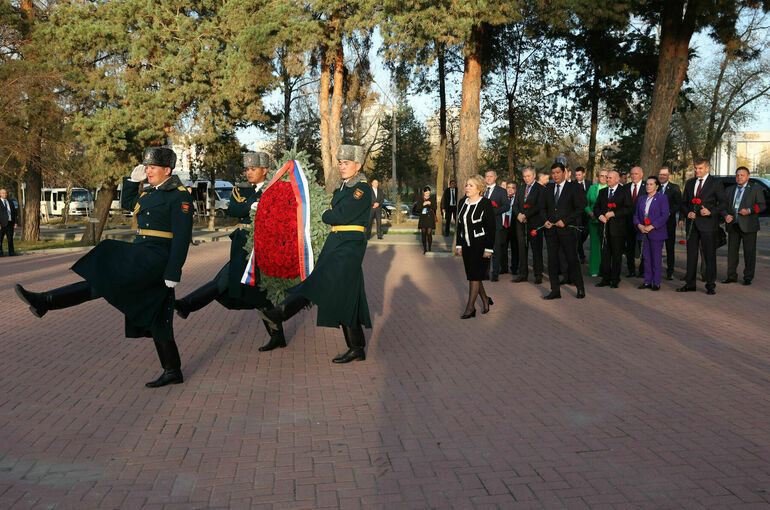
top-left (14, 239), bottom-right (86, 251)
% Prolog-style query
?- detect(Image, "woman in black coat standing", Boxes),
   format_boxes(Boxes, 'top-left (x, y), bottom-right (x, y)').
top-left (412, 186), bottom-right (437, 253)
top-left (456, 174), bottom-right (496, 319)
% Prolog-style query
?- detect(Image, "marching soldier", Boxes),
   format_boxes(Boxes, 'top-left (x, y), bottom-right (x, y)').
top-left (15, 147), bottom-right (194, 388)
top-left (264, 145), bottom-right (372, 363)
top-left (173, 152), bottom-right (286, 351)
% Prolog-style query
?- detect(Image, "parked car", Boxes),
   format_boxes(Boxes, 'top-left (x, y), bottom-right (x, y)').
top-left (713, 175), bottom-right (770, 217)
top-left (382, 199), bottom-right (411, 219)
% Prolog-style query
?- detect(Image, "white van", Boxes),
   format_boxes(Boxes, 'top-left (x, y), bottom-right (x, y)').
top-left (182, 179), bottom-right (233, 217)
top-left (40, 188), bottom-right (94, 217)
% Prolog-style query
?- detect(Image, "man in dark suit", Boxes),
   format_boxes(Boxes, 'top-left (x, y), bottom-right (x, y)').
top-left (658, 167), bottom-right (682, 280)
top-left (722, 166), bottom-right (766, 286)
top-left (594, 171), bottom-right (632, 288)
top-left (440, 179), bottom-right (458, 236)
top-left (366, 179), bottom-right (384, 239)
top-left (0, 188), bottom-right (17, 256)
top-left (514, 168), bottom-right (546, 284)
top-left (573, 167), bottom-right (592, 264)
top-left (624, 166), bottom-right (644, 276)
top-left (483, 170), bottom-right (509, 281)
top-left (499, 181), bottom-right (519, 275)
top-left (677, 158), bottom-right (727, 295)
top-left (542, 163), bottom-right (586, 300)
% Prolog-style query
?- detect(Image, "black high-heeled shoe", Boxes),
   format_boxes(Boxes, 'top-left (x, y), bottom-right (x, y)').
top-left (481, 297), bottom-right (494, 314)
top-left (460, 309), bottom-right (476, 319)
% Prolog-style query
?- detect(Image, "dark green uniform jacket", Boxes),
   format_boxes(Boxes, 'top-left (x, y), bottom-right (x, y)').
top-left (212, 182), bottom-right (271, 310)
top-left (72, 176), bottom-right (193, 338)
top-left (290, 173), bottom-right (372, 328)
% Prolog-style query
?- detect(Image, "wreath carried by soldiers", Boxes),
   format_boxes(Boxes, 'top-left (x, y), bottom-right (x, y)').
top-left (241, 148), bottom-right (330, 304)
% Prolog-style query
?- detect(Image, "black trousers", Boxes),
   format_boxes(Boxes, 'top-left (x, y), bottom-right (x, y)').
top-left (577, 216), bottom-right (589, 260)
top-left (490, 227), bottom-right (506, 277)
top-left (443, 206), bottom-right (457, 236)
top-left (516, 222), bottom-right (543, 278)
top-left (499, 224), bottom-right (518, 273)
top-left (624, 231), bottom-right (641, 273)
top-left (726, 223), bottom-right (757, 282)
top-left (545, 228), bottom-right (584, 293)
top-left (600, 232), bottom-right (625, 284)
top-left (366, 208), bottom-right (382, 239)
top-left (664, 217), bottom-right (677, 274)
top-left (0, 224), bottom-right (14, 255)
top-left (685, 226), bottom-right (717, 290)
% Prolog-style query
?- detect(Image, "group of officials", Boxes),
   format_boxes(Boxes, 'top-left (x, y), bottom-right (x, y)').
top-left (15, 144), bottom-right (374, 388)
top-left (445, 159), bottom-right (766, 313)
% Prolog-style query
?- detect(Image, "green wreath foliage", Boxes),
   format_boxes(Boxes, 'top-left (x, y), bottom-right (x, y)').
top-left (243, 147), bottom-right (331, 304)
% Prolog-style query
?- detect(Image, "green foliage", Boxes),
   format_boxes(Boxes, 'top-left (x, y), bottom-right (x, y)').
top-left (242, 146), bottom-right (331, 304)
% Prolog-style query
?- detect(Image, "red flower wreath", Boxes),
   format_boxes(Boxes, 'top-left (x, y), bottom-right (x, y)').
top-left (254, 181), bottom-right (300, 279)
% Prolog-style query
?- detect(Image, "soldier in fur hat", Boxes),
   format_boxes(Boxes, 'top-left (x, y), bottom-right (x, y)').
top-left (15, 147), bottom-right (194, 388)
top-left (264, 144), bottom-right (372, 363)
top-left (173, 152), bottom-right (286, 351)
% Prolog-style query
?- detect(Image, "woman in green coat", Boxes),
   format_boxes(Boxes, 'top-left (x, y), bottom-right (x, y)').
top-left (264, 145), bottom-right (372, 364)
top-left (586, 169), bottom-right (608, 277)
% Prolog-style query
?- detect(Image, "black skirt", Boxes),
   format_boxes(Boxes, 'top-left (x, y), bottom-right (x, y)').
top-left (461, 242), bottom-right (490, 281)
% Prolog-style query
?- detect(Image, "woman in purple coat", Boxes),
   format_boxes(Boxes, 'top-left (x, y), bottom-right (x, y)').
top-left (633, 176), bottom-right (669, 290)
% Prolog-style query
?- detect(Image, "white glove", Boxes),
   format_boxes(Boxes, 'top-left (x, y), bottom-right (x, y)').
top-left (250, 201), bottom-right (258, 211)
top-left (164, 280), bottom-right (178, 288)
top-left (129, 164), bottom-right (146, 182)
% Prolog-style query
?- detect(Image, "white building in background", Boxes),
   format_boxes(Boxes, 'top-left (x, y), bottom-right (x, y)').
top-left (712, 131), bottom-right (770, 176)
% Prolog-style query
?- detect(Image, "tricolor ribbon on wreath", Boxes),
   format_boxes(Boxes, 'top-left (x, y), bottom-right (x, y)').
top-left (241, 159), bottom-right (314, 285)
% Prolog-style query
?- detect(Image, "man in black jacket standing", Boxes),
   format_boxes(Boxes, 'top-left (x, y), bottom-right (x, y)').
top-left (722, 166), bottom-right (766, 286)
top-left (625, 166), bottom-right (644, 276)
top-left (440, 179), bottom-right (458, 237)
top-left (677, 159), bottom-right (727, 295)
top-left (499, 181), bottom-right (518, 275)
top-left (0, 188), bottom-right (16, 256)
top-left (513, 168), bottom-right (546, 284)
top-left (366, 179), bottom-right (384, 239)
top-left (543, 163), bottom-right (586, 299)
top-left (573, 167), bottom-right (592, 263)
top-left (483, 170), bottom-right (509, 281)
top-left (594, 171), bottom-right (632, 288)
top-left (658, 167), bottom-right (682, 280)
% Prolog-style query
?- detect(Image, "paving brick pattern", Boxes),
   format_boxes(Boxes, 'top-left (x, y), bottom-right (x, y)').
top-left (1, 241), bottom-right (769, 509)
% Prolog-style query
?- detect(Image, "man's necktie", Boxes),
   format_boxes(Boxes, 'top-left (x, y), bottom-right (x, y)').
top-left (486, 187), bottom-right (492, 198)
top-left (525, 184), bottom-right (532, 199)
top-left (695, 178), bottom-right (703, 197)
top-left (554, 183), bottom-right (561, 202)
top-left (632, 183), bottom-right (637, 202)
top-left (734, 186), bottom-right (744, 211)
top-left (608, 188), bottom-right (614, 200)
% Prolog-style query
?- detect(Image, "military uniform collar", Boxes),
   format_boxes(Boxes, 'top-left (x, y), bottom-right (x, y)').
top-left (342, 173), bottom-right (367, 188)
top-left (155, 175), bottom-right (183, 192)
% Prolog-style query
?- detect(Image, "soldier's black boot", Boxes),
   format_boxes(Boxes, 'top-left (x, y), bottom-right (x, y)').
top-left (258, 318), bottom-right (287, 352)
top-left (263, 293), bottom-right (310, 323)
top-left (146, 337), bottom-right (183, 388)
top-left (15, 282), bottom-right (93, 318)
top-left (174, 280), bottom-right (219, 319)
top-left (332, 325), bottom-right (366, 363)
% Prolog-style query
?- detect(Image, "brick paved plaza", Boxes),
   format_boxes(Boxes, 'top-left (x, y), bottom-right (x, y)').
top-left (1, 241), bottom-right (769, 509)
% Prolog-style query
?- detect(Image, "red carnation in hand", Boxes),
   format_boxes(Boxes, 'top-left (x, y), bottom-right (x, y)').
top-left (491, 201), bottom-right (498, 207)
top-left (530, 229), bottom-right (537, 237)
top-left (679, 240), bottom-right (687, 245)
top-left (523, 204), bottom-right (530, 209)
top-left (643, 218), bottom-right (651, 225)
top-left (692, 198), bottom-right (702, 205)
top-left (608, 203), bottom-right (616, 209)
top-left (754, 204), bottom-right (760, 213)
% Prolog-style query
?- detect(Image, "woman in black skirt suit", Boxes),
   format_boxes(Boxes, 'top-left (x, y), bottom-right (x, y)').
top-left (412, 186), bottom-right (437, 253)
top-left (456, 174), bottom-right (496, 318)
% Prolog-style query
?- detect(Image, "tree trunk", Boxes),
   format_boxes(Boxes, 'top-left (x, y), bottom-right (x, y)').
top-left (319, 45), bottom-right (332, 187)
top-left (639, 0), bottom-right (697, 175)
top-left (587, 63), bottom-right (600, 180)
top-left (208, 171), bottom-right (216, 230)
top-left (506, 96), bottom-right (516, 180)
top-left (62, 182), bottom-right (73, 226)
top-left (436, 43), bottom-right (447, 213)
top-left (15, 180), bottom-right (24, 231)
top-left (81, 182), bottom-right (115, 245)
top-left (21, 137), bottom-right (42, 242)
top-left (457, 25), bottom-right (484, 186)
top-left (326, 40), bottom-right (344, 192)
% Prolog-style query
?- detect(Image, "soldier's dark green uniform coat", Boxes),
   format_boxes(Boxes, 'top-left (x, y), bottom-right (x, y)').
top-left (71, 175), bottom-right (193, 337)
top-left (289, 173), bottom-right (372, 328)
top-left (211, 183), bottom-right (271, 309)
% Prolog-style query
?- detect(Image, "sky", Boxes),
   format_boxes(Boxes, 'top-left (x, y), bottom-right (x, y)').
top-left (237, 27), bottom-right (770, 151)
